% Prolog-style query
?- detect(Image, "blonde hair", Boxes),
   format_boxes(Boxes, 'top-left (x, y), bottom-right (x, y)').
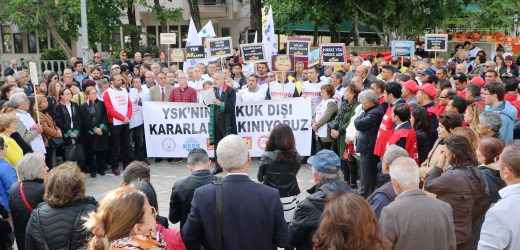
top-left (36, 94), bottom-right (46, 111)
top-left (466, 103), bottom-right (484, 133)
top-left (0, 113), bottom-right (16, 133)
top-left (84, 187), bottom-right (146, 250)
top-left (452, 127), bottom-right (480, 152)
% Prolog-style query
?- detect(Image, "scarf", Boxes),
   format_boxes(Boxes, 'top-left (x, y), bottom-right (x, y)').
top-left (111, 231), bottom-right (166, 250)
top-left (333, 98), bottom-right (359, 127)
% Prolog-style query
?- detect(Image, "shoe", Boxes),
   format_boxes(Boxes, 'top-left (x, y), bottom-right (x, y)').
top-left (155, 158), bottom-right (162, 163)
top-left (112, 168), bottom-right (120, 176)
top-left (97, 171), bottom-right (106, 176)
top-left (90, 172), bottom-right (97, 178)
top-left (211, 166), bottom-right (223, 175)
top-left (167, 158), bottom-right (174, 163)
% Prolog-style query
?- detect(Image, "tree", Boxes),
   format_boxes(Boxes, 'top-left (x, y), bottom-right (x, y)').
top-left (250, 0), bottom-right (263, 41)
top-left (187, 0), bottom-right (202, 30)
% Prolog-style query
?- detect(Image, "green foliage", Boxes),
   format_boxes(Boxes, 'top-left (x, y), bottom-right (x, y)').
top-left (40, 48), bottom-right (68, 60)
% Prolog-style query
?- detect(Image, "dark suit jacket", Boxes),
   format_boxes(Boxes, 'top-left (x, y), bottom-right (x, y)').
top-left (182, 174), bottom-right (290, 250)
top-left (213, 85), bottom-right (237, 136)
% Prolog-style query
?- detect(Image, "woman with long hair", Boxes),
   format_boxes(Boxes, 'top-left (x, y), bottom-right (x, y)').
top-left (35, 95), bottom-right (62, 168)
top-left (464, 103), bottom-right (484, 134)
top-left (258, 124), bottom-right (301, 223)
top-left (499, 55), bottom-right (519, 80)
top-left (84, 187), bottom-right (165, 250)
top-left (53, 87), bottom-right (82, 162)
top-left (46, 81), bottom-right (61, 118)
top-left (410, 104), bottom-right (434, 165)
top-left (423, 135), bottom-right (486, 250)
top-left (158, 51), bottom-right (168, 69)
top-left (330, 84), bottom-right (360, 187)
top-left (313, 192), bottom-right (389, 250)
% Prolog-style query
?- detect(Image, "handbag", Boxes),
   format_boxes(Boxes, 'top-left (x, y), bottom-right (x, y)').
top-left (48, 137), bottom-right (65, 148)
top-left (64, 143), bottom-right (85, 162)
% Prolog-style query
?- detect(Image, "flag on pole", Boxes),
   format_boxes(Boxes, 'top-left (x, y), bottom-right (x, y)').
top-left (254, 30), bottom-right (258, 43)
top-left (198, 21), bottom-right (216, 38)
top-left (262, 6), bottom-right (277, 70)
top-left (184, 17), bottom-right (203, 73)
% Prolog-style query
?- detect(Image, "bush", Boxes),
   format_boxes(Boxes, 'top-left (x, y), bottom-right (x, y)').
top-left (40, 48), bottom-right (68, 60)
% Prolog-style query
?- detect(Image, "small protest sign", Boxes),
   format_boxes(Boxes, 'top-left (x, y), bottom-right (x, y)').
top-left (240, 43), bottom-right (265, 63)
top-left (287, 40), bottom-right (310, 56)
top-left (271, 55), bottom-right (295, 72)
top-left (307, 48), bottom-right (320, 67)
top-left (320, 43), bottom-right (345, 65)
top-left (168, 48), bottom-right (185, 62)
top-left (160, 33), bottom-right (177, 45)
top-left (207, 37), bottom-right (233, 58)
top-left (425, 34), bottom-right (448, 52)
top-left (391, 41), bottom-right (415, 57)
top-left (185, 46), bottom-right (205, 59)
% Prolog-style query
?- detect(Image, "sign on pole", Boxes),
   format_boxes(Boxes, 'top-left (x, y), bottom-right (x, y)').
top-left (185, 46), bottom-right (206, 59)
top-left (206, 37), bottom-right (233, 58)
top-left (160, 33), bottom-right (177, 45)
top-left (425, 34), bottom-right (448, 52)
top-left (307, 48), bottom-right (320, 67)
top-left (168, 48), bottom-right (185, 62)
top-left (240, 43), bottom-right (265, 63)
top-left (271, 55), bottom-right (295, 72)
top-left (391, 41), bottom-right (415, 57)
top-left (287, 40), bottom-right (310, 56)
top-left (320, 43), bottom-right (346, 65)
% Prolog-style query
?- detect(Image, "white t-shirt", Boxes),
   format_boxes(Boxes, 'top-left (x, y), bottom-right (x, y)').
top-left (128, 86), bottom-right (149, 129)
top-left (16, 110), bottom-right (46, 153)
top-left (238, 84), bottom-right (268, 102)
top-left (106, 87), bottom-right (130, 126)
top-left (268, 81), bottom-right (297, 100)
top-left (301, 80), bottom-right (325, 115)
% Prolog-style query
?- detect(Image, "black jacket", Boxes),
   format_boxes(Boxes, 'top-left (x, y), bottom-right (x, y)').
top-left (289, 180), bottom-right (358, 250)
top-left (169, 169), bottom-right (219, 229)
top-left (25, 197), bottom-right (98, 250)
top-left (8, 179), bottom-right (45, 250)
top-left (80, 100), bottom-right (109, 152)
top-left (54, 102), bottom-right (82, 145)
top-left (354, 103), bottom-right (385, 154)
top-left (258, 150), bottom-right (301, 197)
top-left (416, 128), bottom-right (434, 165)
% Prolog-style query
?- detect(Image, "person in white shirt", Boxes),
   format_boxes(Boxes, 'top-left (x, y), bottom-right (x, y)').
top-left (237, 75), bottom-right (267, 102)
top-left (478, 141), bottom-right (520, 250)
top-left (128, 76), bottom-right (150, 164)
top-left (301, 67), bottom-right (325, 115)
top-left (266, 71), bottom-right (299, 100)
top-left (189, 66), bottom-right (210, 101)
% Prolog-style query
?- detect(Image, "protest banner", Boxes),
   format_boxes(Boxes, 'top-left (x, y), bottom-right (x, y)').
top-left (160, 33), bottom-right (177, 45)
top-left (308, 48), bottom-right (320, 67)
top-left (185, 45), bottom-right (206, 59)
top-left (143, 98), bottom-right (312, 157)
top-left (240, 43), bottom-right (265, 63)
top-left (425, 34), bottom-right (448, 52)
top-left (391, 41), bottom-right (415, 57)
top-left (207, 37), bottom-right (233, 58)
top-left (168, 48), bottom-right (185, 62)
top-left (287, 40), bottom-right (310, 56)
top-left (320, 43), bottom-right (346, 65)
top-left (271, 54), bottom-right (295, 72)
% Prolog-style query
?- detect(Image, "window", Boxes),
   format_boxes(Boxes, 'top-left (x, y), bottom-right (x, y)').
top-left (1, 26), bottom-right (12, 53)
top-left (168, 25), bottom-right (180, 48)
top-left (39, 34), bottom-right (48, 51)
top-left (180, 25), bottom-right (189, 48)
top-left (28, 33), bottom-right (37, 53)
top-left (147, 26), bottom-right (157, 46)
top-left (221, 27), bottom-right (230, 37)
top-left (13, 33), bottom-right (23, 53)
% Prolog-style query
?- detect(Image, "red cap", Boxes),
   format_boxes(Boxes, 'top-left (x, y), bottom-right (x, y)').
top-left (470, 76), bottom-right (485, 87)
top-left (419, 83), bottom-right (437, 98)
top-left (400, 80), bottom-right (419, 94)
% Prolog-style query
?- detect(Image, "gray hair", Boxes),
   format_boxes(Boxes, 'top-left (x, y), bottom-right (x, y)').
top-left (358, 89), bottom-right (378, 104)
top-left (479, 111), bottom-right (502, 132)
top-left (395, 73), bottom-right (411, 82)
top-left (216, 135), bottom-right (249, 171)
top-left (13, 71), bottom-right (24, 81)
top-left (187, 148), bottom-right (210, 167)
top-left (485, 60), bottom-right (497, 67)
top-left (312, 168), bottom-right (340, 183)
top-left (9, 92), bottom-right (27, 108)
top-left (332, 71), bottom-right (343, 80)
top-left (63, 68), bottom-right (73, 75)
top-left (382, 145), bottom-right (409, 167)
top-left (145, 71), bottom-right (155, 77)
top-left (389, 157), bottom-right (419, 189)
top-left (213, 71), bottom-right (225, 80)
top-left (17, 153), bottom-right (46, 181)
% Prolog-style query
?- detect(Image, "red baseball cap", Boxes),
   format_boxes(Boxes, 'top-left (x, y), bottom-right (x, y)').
top-left (400, 80), bottom-right (419, 94)
top-left (470, 76), bottom-right (485, 87)
top-left (418, 83), bottom-right (437, 98)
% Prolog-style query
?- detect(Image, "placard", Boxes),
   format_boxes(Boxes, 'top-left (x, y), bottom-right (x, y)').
top-left (185, 46), bottom-right (206, 59)
top-left (168, 48), bottom-right (185, 62)
top-left (206, 37), bottom-right (233, 58)
top-left (240, 43), bottom-right (265, 63)
top-left (425, 34), bottom-right (448, 52)
top-left (320, 43), bottom-right (346, 65)
top-left (160, 33), bottom-right (177, 45)
top-left (287, 40), bottom-right (310, 56)
top-left (307, 48), bottom-right (320, 67)
top-left (391, 41), bottom-right (415, 57)
top-left (271, 55), bottom-right (295, 72)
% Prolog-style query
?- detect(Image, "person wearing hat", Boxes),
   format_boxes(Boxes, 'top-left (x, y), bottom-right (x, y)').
top-left (417, 83), bottom-right (440, 139)
top-left (111, 64), bottom-right (121, 74)
top-left (114, 51), bottom-right (134, 73)
top-left (288, 149), bottom-right (358, 250)
top-left (453, 73), bottom-right (468, 98)
top-left (143, 53), bottom-right (153, 64)
top-left (401, 80), bottom-right (419, 104)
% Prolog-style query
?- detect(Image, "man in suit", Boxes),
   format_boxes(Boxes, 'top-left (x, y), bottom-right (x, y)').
top-left (3, 59), bottom-right (18, 77)
top-left (169, 148), bottom-right (219, 229)
top-left (149, 72), bottom-right (173, 102)
top-left (182, 134), bottom-right (290, 250)
top-left (210, 71), bottom-right (237, 174)
top-left (379, 157), bottom-right (456, 250)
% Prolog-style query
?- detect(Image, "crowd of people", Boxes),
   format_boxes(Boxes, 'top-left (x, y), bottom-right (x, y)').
top-left (0, 41), bottom-right (519, 249)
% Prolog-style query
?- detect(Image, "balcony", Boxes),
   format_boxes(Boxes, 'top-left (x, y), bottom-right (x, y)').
top-left (198, 0), bottom-right (228, 19)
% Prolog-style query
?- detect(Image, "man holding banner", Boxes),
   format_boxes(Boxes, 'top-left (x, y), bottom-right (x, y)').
top-left (210, 72), bottom-right (238, 174)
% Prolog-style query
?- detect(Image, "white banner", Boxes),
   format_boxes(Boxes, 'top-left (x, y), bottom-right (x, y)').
top-left (143, 98), bottom-right (312, 158)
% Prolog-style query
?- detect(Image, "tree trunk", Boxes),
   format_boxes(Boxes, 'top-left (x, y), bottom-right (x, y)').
top-left (250, 0), bottom-right (262, 41)
top-left (154, 0), bottom-right (167, 34)
top-left (47, 18), bottom-right (72, 59)
top-left (188, 0), bottom-right (202, 30)
top-left (352, 11), bottom-right (360, 46)
top-left (313, 22), bottom-right (319, 46)
top-left (127, 0), bottom-right (139, 52)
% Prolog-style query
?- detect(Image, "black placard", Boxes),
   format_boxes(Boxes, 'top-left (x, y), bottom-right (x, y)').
top-left (287, 40), bottom-right (310, 56)
top-left (320, 43), bottom-right (345, 65)
top-left (207, 37), bottom-right (233, 58)
top-left (425, 34), bottom-right (448, 52)
top-left (185, 46), bottom-right (206, 59)
top-left (240, 43), bottom-right (265, 63)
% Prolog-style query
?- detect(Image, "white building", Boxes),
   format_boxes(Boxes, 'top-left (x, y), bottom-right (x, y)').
top-left (0, 0), bottom-right (251, 64)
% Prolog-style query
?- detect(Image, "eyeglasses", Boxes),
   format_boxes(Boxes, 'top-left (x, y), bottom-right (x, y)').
top-left (438, 96), bottom-right (448, 99)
